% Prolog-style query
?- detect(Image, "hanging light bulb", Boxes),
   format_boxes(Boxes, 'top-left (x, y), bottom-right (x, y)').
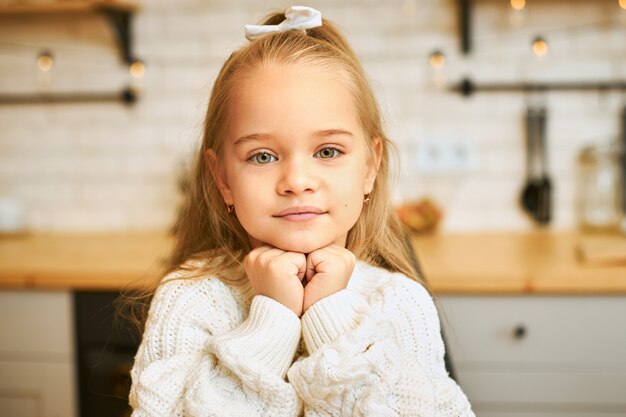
top-left (428, 50), bottom-right (447, 88)
top-left (129, 59), bottom-right (145, 79)
top-left (509, 0), bottom-right (526, 26)
top-left (511, 0), bottom-right (525, 11)
top-left (532, 37), bottom-right (548, 57)
top-left (37, 50), bottom-right (53, 71)
top-left (429, 50), bottom-right (445, 69)
top-left (619, 0), bottom-right (626, 10)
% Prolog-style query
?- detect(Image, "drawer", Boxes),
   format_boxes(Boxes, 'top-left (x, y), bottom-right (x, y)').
top-left (0, 290), bottom-right (74, 355)
top-left (476, 411), bottom-right (626, 417)
top-left (0, 397), bottom-right (38, 417)
top-left (438, 296), bottom-right (626, 365)
top-left (456, 369), bottom-right (626, 406)
top-left (0, 360), bottom-right (76, 417)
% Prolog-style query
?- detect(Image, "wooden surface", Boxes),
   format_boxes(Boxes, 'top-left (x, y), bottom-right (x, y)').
top-left (0, 232), bottom-right (172, 291)
top-left (0, 230), bottom-right (625, 293)
top-left (411, 230), bottom-right (626, 294)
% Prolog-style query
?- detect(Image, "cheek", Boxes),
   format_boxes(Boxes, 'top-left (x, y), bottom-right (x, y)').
top-left (333, 161), bottom-right (368, 194)
top-left (336, 183), bottom-right (366, 214)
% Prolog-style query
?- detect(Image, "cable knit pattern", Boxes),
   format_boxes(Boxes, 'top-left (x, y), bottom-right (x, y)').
top-left (129, 260), bottom-right (475, 417)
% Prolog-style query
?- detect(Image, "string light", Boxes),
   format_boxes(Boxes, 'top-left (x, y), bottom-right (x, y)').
top-left (619, 0), bottom-right (626, 10)
top-left (36, 50), bottom-right (53, 71)
top-left (532, 37), bottom-right (548, 57)
top-left (129, 59), bottom-right (145, 79)
top-left (429, 50), bottom-right (445, 69)
top-left (511, 0), bottom-right (526, 11)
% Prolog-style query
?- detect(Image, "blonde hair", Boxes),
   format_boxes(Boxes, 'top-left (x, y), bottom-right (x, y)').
top-left (120, 11), bottom-right (423, 332)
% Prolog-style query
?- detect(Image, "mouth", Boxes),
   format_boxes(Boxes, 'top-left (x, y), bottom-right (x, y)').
top-left (273, 206), bottom-right (327, 221)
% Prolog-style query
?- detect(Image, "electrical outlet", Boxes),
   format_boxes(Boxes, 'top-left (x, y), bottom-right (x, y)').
top-left (415, 138), bottom-right (476, 174)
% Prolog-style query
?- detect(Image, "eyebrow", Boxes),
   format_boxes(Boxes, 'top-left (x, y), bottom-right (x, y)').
top-left (233, 129), bottom-right (354, 146)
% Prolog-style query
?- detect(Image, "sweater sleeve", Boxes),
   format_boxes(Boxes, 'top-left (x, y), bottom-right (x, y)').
top-left (287, 276), bottom-right (475, 417)
top-left (129, 277), bottom-right (303, 417)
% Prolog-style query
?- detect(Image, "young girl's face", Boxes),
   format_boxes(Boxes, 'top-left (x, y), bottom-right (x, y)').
top-left (212, 63), bottom-right (381, 254)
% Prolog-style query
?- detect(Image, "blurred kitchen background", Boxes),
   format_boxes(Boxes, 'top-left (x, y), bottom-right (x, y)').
top-left (0, 0), bottom-right (624, 232)
top-left (1, 1), bottom-right (626, 417)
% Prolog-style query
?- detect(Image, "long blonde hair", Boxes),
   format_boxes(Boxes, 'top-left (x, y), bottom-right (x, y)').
top-left (121, 11), bottom-right (423, 332)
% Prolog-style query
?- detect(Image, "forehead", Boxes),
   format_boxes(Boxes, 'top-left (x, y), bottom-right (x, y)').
top-left (225, 63), bottom-right (364, 142)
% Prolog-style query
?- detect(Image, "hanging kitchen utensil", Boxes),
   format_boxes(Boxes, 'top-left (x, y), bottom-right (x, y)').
top-left (521, 107), bottom-right (539, 216)
top-left (520, 105), bottom-right (551, 225)
top-left (620, 106), bottom-right (626, 233)
top-left (535, 106), bottom-right (552, 225)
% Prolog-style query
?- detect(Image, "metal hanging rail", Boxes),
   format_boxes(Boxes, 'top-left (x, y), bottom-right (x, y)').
top-left (0, 87), bottom-right (138, 105)
top-left (450, 78), bottom-right (626, 97)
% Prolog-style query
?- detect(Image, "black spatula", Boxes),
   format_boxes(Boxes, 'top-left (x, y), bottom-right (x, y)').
top-left (521, 107), bottom-right (539, 215)
top-left (535, 106), bottom-right (552, 225)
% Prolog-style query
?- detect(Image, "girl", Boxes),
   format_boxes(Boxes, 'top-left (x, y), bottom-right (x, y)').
top-left (129, 6), bottom-right (474, 416)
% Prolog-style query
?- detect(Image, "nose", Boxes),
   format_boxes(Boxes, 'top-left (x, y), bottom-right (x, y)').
top-left (277, 156), bottom-right (318, 196)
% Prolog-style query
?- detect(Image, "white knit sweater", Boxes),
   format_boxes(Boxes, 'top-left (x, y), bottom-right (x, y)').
top-left (129, 259), bottom-right (475, 417)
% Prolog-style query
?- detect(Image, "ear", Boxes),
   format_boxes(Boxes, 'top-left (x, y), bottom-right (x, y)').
top-left (205, 149), bottom-right (234, 205)
top-left (364, 136), bottom-right (383, 194)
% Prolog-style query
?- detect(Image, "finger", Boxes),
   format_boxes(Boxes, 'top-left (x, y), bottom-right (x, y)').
top-left (305, 254), bottom-right (317, 282)
top-left (278, 251), bottom-right (306, 276)
top-left (296, 254), bottom-right (307, 281)
top-left (246, 245), bottom-right (276, 263)
top-left (244, 248), bottom-right (271, 273)
top-left (256, 247), bottom-right (286, 265)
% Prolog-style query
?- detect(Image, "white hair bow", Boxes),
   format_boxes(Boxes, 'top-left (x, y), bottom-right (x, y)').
top-left (244, 6), bottom-right (322, 41)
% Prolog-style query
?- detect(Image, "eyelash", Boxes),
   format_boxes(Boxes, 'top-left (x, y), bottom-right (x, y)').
top-left (247, 146), bottom-right (344, 165)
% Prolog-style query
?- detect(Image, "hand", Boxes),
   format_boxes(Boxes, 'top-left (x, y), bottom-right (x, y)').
top-left (303, 244), bottom-right (356, 313)
top-left (244, 246), bottom-right (307, 317)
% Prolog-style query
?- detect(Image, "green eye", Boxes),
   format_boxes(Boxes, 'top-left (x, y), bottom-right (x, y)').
top-left (315, 147), bottom-right (341, 159)
top-left (250, 152), bottom-right (277, 165)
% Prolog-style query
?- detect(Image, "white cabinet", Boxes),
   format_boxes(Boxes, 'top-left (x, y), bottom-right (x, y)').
top-left (438, 295), bottom-right (626, 416)
top-left (0, 290), bottom-right (77, 417)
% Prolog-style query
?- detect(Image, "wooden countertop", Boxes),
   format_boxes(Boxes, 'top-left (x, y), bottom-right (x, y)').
top-left (0, 230), bottom-right (625, 293)
top-left (410, 231), bottom-right (626, 294)
top-left (0, 232), bottom-right (172, 291)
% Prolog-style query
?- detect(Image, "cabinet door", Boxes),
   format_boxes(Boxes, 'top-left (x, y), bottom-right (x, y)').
top-left (437, 295), bottom-right (626, 415)
top-left (0, 290), bottom-right (77, 417)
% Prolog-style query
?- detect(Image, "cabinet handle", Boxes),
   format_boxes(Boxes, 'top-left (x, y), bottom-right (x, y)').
top-left (513, 324), bottom-right (527, 339)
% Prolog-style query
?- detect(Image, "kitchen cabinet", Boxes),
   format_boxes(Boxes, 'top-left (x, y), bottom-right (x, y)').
top-left (0, 290), bottom-right (77, 417)
top-left (439, 295), bottom-right (626, 416)
top-left (1, 231), bottom-right (625, 415)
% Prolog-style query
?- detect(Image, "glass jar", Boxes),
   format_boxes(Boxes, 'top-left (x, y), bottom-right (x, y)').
top-left (576, 143), bottom-right (624, 232)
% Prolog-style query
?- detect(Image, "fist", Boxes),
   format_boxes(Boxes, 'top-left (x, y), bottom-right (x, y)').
top-left (303, 245), bottom-right (356, 313)
top-left (244, 246), bottom-right (307, 317)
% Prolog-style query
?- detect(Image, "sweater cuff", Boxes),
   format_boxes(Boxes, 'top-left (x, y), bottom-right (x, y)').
top-left (214, 295), bottom-right (301, 378)
top-left (301, 289), bottom-right (368, 354)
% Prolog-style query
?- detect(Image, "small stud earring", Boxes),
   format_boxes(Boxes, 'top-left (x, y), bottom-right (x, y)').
top-left (364, 194), bottom-right (371, 203)
top-left (227, 204), bottom-right (234, 213)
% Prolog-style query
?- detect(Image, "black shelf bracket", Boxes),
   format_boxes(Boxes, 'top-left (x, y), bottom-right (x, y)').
top-left (99, 6), bottom-right (134, 65)
top-left (459, 0), bottom-right (472, 55)
top-left (450, 78), bottom-right (626, 97)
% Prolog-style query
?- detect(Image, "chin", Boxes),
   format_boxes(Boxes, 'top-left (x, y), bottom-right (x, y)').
top-left (270, 237), bottom-right (334, 254)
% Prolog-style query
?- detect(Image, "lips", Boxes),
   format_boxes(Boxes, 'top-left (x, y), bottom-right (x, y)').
top-left (273, 206), bottom-right (326, 217)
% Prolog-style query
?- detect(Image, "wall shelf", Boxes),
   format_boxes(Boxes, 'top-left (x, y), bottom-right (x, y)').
top-left (455, 0), bottom-right (622, 55)
top-left (0, 0), bottom-right (140, 64)
top-left (0, 1), bottom-right (141, 105)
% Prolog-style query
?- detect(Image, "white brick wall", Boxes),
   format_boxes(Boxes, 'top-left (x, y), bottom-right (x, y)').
top-left (0, 0), bottom-right (624, 232)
